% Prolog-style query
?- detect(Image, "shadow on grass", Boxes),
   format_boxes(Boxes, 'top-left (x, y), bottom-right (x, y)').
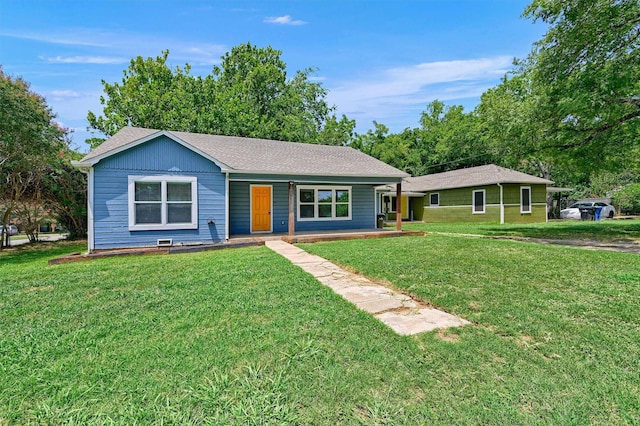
top-left (405, 219), bottom-right (640, 242)
top-left (0, 241), bottom-right (86, 266)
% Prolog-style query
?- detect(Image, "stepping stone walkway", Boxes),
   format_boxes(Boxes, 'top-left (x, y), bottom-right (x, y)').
top-left (265, 240), bottom-right (470, 336)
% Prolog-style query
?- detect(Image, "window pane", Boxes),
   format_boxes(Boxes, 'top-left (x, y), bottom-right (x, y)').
top-left (300, 204), bottom-right (314, 218)
top-left (168, 182), bottom-right (192, 202)
top-left (336, 204), bottom-right (349, 217)
top-left (300, 189), bottom-right (315, 203)
top-left (430, 193), bottom-right (439, 205)
top-left (336, 190), bottom-right (349, 203)
top-left (135, 203), bottom-right (161, 224)
top-left (474, 192), bottom-right (484, 212)
top-left (135, 182), bottom-right (161, 201)
top-left (318, 204), bottom-right (332, 217)
top-left (318, 190), bottom-right (333, 203)
top-left (168, 203), bottom-right (192, 223)
top-left (522, 188), bottom-right (531, 211)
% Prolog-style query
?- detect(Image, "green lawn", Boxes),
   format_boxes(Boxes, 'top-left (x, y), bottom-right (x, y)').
top-left (403, 218), bottom-right (640, 242)
top-left (1, 233), bottom-right (639, 424)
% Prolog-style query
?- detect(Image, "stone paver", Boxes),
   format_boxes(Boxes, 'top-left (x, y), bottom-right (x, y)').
top-left (265, 239), bottom-right (470, 336)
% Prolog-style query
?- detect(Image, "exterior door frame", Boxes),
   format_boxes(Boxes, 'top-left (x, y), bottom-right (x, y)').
top-left (250, 184), bottom-right (273, 233)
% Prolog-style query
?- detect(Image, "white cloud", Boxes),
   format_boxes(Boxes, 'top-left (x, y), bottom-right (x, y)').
top-left (264, 15), bottom-right (306, 25)
top-left (49, 89), bottom-right (82, 99)
top-left (0, 29), bottom-right (109, 47)
top-left (44, 55), bottom-right (128, 64)
top-left (328, 56), bottom-right (514, 131)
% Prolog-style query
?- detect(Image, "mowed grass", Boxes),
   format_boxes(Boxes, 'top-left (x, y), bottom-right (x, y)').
top-left (1, 234), bottom-right (639, 424)
top-left (301, 234), bottom-right (640, 424)
top-left (403, 218), bottom-right (640, 243)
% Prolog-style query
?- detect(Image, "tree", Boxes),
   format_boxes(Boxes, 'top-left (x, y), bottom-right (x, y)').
top-left (612, 183), bottom-right (640, 214)
top-left (350, 101), bottom-right (493, 177)
top-left (87, 44), bottom-right (354, 146)
top-left (0, 68), bottom-right (67, 248)
top-left (87, 50), bottom-right (204, 139)
top-left (477, 72), bottom-right (558, 179)
top-left (42, 147), bottom-right (87, 239)
top-left (519, 0), bottom-right (640, 165)
top-left (418, 100), bottom-right (491, 174)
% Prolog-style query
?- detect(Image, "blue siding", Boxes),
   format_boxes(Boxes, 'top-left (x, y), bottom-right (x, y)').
top-left (229, 181), bottom-right (376, 235)
top-left (92, 136), bottom-right (226, 249)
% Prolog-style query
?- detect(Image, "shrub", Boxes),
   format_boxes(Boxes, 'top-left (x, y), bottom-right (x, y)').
top-left (612, 183), bottom-right (640, 215)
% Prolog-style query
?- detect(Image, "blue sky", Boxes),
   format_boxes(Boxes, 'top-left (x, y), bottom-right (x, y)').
top-left (1, 1), bottom-right (546, 151)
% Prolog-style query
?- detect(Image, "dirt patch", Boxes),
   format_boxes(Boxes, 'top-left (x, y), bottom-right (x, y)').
top-left (23, 285), bottom-right (54, 293)
top-left (435, 328), bottom-right (461, 342)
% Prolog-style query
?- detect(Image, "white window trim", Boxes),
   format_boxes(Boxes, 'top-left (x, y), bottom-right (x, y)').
top-left (430, 192), bottom-right (440, 207)
top-left (128, 175), bottom-right (198, 231)
top-left (472, 189), bottom-right (486, 214)
top-left (297, 185), bottom-right (352, 221)
top-left (520, 186), bottom-right (532, 214)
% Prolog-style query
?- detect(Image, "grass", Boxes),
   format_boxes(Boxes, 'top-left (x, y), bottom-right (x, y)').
top-left (2, 229), bottom-right (640, 424)
top-left (403, 218), bottom-right (640, 243)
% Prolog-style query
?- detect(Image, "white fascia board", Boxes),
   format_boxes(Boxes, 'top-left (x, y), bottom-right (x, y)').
top-left (228, 169), bottom-right (408, 180)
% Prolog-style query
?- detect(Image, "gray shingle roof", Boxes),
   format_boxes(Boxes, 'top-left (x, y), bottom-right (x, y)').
top-left (399, 164), bottom-right (553, 192)
top-left (78, 127), bottom-right (408, 179)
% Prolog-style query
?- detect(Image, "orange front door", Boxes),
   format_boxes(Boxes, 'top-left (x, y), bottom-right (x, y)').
top-left (251, 185), bottom-right (272, 232)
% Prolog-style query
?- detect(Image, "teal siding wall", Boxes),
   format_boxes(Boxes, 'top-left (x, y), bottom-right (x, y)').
top-left (92, 136), bottom-right (226, 249)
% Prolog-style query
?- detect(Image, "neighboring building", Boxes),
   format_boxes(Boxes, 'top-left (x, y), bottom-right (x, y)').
top-left (73, 127), bottom-right (408, 251)
top-left (377, 164), bottom-right (553, 224)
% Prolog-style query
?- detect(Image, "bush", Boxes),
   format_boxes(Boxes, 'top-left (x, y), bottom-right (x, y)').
top-left (612, 184), bottom-right (640, 215)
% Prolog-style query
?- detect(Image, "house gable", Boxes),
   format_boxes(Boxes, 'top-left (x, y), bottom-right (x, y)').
top-left (92, 135), bottom-right (226, 249)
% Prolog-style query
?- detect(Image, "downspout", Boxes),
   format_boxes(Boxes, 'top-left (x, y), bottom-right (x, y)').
top-left (497, 183), bottom-right (504, 224)
top-left (225, 172), bottom-right (230, 241)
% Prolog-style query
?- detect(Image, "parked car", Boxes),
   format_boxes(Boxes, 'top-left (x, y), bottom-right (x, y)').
top-left (560, 202), bottom-right (616, 219)
top-left (2, 225), bottom-right (19, 235)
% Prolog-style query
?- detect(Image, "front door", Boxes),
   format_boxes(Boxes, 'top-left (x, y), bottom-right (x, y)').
top-left (251, 185), bottom-right (272, 233)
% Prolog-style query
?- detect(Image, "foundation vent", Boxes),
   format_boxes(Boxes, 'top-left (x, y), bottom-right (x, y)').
top-left (157, 238), bottom-right (173, 247)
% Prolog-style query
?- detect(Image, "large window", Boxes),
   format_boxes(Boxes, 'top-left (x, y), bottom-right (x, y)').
top-left (472, 189), bottom-right (485, 214)
top-left (128, 176), bottom-right (198, 230)
top-left (298, 186), bottom-right (351, 221)
top-left (429, 192), bottom-right (440, 207)
top-left (520, 186), bottom-right (532, 213)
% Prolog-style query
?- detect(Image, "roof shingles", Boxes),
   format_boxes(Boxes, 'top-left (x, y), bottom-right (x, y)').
top-left (400, 164), bottom-right (553, 192)
top-left (79, 127), bottom-right (408, 178)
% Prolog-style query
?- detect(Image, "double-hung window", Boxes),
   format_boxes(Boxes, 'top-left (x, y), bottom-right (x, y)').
top-left (472, 189), bottom-right (485, 214)
top-left (430, 192), bottom-right (440, 207)
top-left (298, 186), bottom-right (351, 221)
top-left (128, 176), bottom-right (198, 230)
top-left (520, 186), bottom-right (532, 213)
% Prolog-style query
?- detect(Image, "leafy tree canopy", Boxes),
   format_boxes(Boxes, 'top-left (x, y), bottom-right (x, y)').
top-left (0, 68), bottom-right (70, 247)
top-left (507, 0), bottom-right (639, 167)
top-left (87, 44), bottom-right (355, 146)
top-left (351, 101), bottom-right (495, 177)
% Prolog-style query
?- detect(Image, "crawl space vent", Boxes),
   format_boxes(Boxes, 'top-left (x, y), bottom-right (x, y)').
top-left (157, 238), bottom-right (173, 247)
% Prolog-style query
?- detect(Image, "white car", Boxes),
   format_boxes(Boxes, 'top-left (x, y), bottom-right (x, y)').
top-left (2, 225), bottom-right (19, 235)
top-left (560, 202), bottom-right (616, 220)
